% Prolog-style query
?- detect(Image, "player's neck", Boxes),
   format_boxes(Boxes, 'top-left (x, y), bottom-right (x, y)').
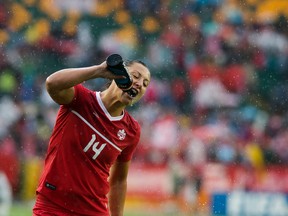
top-left (100, 91), bottom-right (125, 117)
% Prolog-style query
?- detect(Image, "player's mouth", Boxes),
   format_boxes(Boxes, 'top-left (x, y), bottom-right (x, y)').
top-left (125, 88), bottom-right (138, 98)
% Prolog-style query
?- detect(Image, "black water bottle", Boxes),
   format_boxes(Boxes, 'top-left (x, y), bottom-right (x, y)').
top-left (106, 54), bottom-right (138, 97)
top-left (106, 54), bottom-right (132, 90)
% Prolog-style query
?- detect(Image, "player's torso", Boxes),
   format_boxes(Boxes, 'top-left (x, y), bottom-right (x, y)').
top-left (51, 90), bottom-right (135, 175)
top-left (38, 89), bottom-right (137, 214)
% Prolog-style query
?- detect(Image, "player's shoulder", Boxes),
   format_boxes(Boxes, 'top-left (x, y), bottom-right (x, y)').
top-left (75, 84), bottom-right (98, 102)
top-left (75, 84), bottom-right (95, 94)
top-left (124, 112), bottom-right (141, 130)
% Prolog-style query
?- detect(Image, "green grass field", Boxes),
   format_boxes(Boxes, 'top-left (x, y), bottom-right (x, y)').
top-left (9, 201), bottom-right (191, 216)
top-left (9, 203), bottom-right (32, 216)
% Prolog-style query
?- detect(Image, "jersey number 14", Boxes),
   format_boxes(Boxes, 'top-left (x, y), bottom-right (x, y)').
top-left (83, 134), bottom-right (107, 160)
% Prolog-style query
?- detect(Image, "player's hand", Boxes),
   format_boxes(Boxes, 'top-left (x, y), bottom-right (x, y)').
top-left (97, 61), bottom-right (126, 80)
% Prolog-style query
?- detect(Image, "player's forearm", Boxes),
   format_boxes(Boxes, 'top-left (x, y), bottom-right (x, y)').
top-left (108, 181), bottom-right (127, 216)
top-left (46, 65), bottom-right (103, 92)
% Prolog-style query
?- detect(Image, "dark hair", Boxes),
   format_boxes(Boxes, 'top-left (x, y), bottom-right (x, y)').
top-left (124, 60), bottom-right (147, 68)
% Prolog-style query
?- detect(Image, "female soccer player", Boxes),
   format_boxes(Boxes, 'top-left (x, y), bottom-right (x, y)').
top-left (33, 55), bottom-right (151, 216)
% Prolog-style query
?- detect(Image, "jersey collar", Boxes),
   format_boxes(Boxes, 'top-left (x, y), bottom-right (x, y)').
top-left (96, 92), bottom-right (124, 121)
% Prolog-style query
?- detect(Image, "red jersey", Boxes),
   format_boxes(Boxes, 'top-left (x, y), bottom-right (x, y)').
top-left (35, 84), bottom-right (141, 215)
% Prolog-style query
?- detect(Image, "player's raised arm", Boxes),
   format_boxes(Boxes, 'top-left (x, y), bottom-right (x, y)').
top-left (45, 62), bottom-right (122, 105)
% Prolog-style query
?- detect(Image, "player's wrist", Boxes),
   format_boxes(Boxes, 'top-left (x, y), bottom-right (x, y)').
top-left (90, 64), bottom-right (106, 79)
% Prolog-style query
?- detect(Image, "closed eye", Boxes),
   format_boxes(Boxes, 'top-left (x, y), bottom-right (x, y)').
top-left (133, 74), bottom-right (139, 79)
top-left (143, 80), bottom-right (149, 87)
top-left (131, 71), bottom-right (150, 87)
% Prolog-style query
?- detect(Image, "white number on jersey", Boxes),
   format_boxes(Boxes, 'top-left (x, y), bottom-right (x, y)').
top-left (83, 134), bottom-right (107, 160)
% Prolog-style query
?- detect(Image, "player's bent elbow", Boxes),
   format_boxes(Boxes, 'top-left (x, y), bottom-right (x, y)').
top-left (45, 75), bottom-right (59, 94)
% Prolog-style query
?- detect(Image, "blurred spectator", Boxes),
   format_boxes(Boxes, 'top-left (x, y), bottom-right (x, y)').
top-left (0, 171), bottom-right (12, 216)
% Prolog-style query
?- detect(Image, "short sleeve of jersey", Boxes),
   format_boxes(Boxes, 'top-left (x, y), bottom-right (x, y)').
top-left (117, 122), bottom-right (141, 162)
top-left (65, 84), bottom-right (91, 108)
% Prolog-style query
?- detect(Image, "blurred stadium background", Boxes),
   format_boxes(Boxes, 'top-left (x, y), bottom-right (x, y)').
top-left (0, 0), bottom-right (288, 215)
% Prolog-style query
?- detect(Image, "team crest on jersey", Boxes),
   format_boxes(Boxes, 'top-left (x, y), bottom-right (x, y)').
top-left (117, 129), bottom-right (126, 140)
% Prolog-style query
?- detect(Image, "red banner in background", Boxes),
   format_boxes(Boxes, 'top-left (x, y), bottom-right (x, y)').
top-left (127, 163), bottom-right (172, 199)
top-left (127, 163), bottom-right (288, 199)
top-left (203, 164), bottom-right (288, 193)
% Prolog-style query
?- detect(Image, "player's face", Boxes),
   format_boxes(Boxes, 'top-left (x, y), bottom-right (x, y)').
top-left (120, 62), bottom-right (151, 105)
